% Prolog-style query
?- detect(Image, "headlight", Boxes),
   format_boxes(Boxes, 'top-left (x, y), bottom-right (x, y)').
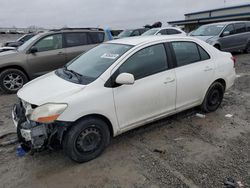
top-left (30, 103), bottom-right (67, 123)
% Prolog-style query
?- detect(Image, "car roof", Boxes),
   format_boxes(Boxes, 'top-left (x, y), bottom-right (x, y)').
top-left (107, 35), bottom-right (194, 46)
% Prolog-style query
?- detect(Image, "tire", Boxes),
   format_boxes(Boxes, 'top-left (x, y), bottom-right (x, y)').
top-left (0, 69), bottom-right (28, 94)
top-left (63, 117), bottom-right (110, 163)
top-left (201, 82), bottom-right (225, 113)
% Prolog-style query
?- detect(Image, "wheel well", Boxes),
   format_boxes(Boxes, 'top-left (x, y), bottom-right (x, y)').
top-left (214, 78), bottom-right (226, 91)
top-left (76, 114), bottom-right (114, 137)
top-left (0, 65), bottom-right (30, 80)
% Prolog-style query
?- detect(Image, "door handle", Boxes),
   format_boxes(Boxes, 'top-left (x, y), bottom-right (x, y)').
top-left (57, 51), bottom-right (64, 55)
top-left (204, 66), bottom-right (213, 72)
top-left (164, 77), bottom-right (175, 84)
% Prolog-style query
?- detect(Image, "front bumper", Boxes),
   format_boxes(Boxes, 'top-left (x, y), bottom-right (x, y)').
top-left (12, 101), bottom-right (70, 151)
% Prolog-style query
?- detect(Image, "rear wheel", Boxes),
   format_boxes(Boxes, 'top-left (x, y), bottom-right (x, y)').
top-left (0, 69), bottom-right (28, 94)
top-left (201, 82), bottom-right (225, 113)
top-left (63, 117), bottom-right (110, 163)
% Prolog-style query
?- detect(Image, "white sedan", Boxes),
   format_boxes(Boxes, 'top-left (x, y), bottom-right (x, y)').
top-left (142, 27), bottom-right (186, 36)
top-left (13, 35), bottom-right (236, 162)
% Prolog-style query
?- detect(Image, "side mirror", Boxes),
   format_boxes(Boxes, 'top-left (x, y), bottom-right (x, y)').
top-left (222, 31), bottom-right (230, 37)
top-left (29, 46), bottom-right (38, 54)
top-left (115, 73), bottom-right (135, 85)
top-left (157, 33), bottom-right (162, 35)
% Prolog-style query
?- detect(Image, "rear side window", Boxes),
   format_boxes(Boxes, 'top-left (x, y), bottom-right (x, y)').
top-left (159, 29), bottom-right (167, 35)
top-left (118, 44), bottom-right (168, 80)
top-left (234, 23), bottom-right (246, 34)
top-left (198, 46), bottom-right (210, 61)
top-left (167, 29), bottom-right (181, 35)
top-left (171, 42), bottom-right (210, 67)
top-left (65, 32), bottom-right (89, 47)
top-left (88, 32), bottom-right (104, 44)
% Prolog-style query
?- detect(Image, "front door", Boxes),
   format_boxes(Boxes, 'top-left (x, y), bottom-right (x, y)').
top-left (112, 44), bottom-right (176, 129)
top-left (27, 34), bottom-right (67, 78)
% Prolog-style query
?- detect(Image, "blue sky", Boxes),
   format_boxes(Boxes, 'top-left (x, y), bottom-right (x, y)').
top-left (0, 0), bottom-right (249, 29)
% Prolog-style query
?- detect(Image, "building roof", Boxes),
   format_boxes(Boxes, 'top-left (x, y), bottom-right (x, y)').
top-left (169, 4), bottom-right (250, 26)
top-left (185, 3), bottom-right (250, 16)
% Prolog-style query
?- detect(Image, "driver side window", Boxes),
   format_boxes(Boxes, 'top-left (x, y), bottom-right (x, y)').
top-left (34, 34), bottom-right (62, 52)
top-left (118, 44), bottom-right (168, 80)
top-left (223, 24), bottom-right (235, 35)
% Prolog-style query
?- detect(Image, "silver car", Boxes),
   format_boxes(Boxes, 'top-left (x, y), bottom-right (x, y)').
top-left (190, 21), bottom-right (250, 53)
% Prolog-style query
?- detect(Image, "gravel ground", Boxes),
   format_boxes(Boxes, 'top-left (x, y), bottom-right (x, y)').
top-left (0, 35), bottom-right (249, 187)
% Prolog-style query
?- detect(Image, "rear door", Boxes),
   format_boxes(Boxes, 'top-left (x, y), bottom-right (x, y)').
top-left (234, 23), bottom-right (247, 50)
top-left (170, 41), bottom-right (214, 110)
top-left (27, 33), bottom-right (67, 77)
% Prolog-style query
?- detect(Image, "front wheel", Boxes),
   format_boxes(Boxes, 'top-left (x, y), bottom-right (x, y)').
top-left (201, 82), bottom-right (225, 113)
top-left (0, 69), bottom-right (28, 94)
top-left (63, 118), bottom-right (110, 163)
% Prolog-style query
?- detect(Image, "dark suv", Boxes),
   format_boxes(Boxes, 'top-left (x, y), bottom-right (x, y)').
top-left (0, 28), bottom-right (109, 93)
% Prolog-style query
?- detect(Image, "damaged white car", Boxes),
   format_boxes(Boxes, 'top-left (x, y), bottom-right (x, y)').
top-left (12, 35), bottom-right (236, 163)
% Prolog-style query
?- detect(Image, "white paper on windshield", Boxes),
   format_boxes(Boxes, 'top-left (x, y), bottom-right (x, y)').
top-left (101, 53), bottom-right (119, 59)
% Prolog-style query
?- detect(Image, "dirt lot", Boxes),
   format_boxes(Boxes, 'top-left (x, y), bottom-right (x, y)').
top-left (0, 44), bottom-right (249, 187)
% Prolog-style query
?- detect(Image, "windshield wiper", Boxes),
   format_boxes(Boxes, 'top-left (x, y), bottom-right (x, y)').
top-left (63, 66), bottom-right (82, 83)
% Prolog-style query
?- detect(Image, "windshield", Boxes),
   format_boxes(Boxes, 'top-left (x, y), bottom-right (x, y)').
top-left (141, 29), bottom-right (159, 36)
top-left (191, 24), bottom-right (225, 36)
top-left (65, 43), bottom-right (132, 83)
top-left (17, 34), bottom-right (41, 51)
top-left (117, 30), bottom-right (134, 38)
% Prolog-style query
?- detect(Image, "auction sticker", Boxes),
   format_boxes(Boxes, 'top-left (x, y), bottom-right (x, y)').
top-left (101, 53), bottom-right (119, 59)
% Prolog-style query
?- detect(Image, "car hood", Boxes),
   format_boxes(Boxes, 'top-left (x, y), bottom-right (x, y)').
top-left (192, 35), bottom-right (214, 42)
top-left (0, 47), bottom-right (16, 53)
top-left (17, 72), bottom-right (85, 106)
top-left (0, 49), bottom-right (19, 57)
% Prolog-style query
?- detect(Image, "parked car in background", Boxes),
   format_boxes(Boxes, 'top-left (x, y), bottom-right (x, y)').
top-left (12, 35), bottom-right (236, 163)
top-left (0, 28), bottom-right (109, 93)
top-left (3, 33), bottom-right (36, 47)
top-left (142, 27), bottom-right (186, 36)
top-left (190, 21), bottom-right (250, 53)
top-left (115, 28), bottom-right (148, 39)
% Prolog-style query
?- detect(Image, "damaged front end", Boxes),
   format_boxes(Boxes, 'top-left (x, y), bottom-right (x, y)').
top-left (12, 99), bottom-right (70, 152)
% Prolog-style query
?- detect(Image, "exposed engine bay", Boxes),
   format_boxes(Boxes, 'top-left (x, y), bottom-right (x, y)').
top-left (12, 99), bottom-right (70, 152)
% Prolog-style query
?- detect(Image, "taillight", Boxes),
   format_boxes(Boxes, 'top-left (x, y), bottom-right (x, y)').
top-left (231, 56), bottom-right (236, 68)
